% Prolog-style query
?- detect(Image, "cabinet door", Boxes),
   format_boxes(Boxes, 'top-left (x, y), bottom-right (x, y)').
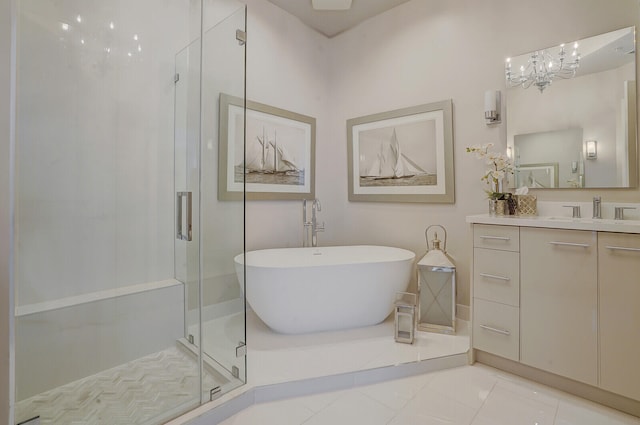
top-left (520, 228), bottom-right (597, 385)
top-left (599, 232), bottom-right (640, 400)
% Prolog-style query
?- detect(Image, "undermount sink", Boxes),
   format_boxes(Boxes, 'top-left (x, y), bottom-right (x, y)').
top-left (546, 216), bottom-right (592, 222)
top-left (547, 216), bottom-right (577, 220)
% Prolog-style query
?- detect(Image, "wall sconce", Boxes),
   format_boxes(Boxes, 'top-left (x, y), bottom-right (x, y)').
top-left (484, 89), bottom-right (501, 125)
top-left (586, 140), bottom-right (598, 160)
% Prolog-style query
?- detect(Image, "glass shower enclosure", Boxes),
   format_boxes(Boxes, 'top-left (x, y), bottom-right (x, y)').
top-left (13, 0), bottom-right (246, 423)
top-left (175, 2), bottom-right (248, 400)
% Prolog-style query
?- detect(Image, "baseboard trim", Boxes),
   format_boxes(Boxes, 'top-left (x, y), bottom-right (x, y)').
top-left (456, 304), bottom-right (470, 321)
top-left (475, 350), bottom-right (640, 418)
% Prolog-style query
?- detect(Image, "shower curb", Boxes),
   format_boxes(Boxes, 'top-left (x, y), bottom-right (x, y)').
top-left (180, 351), bottom-right (469, 424)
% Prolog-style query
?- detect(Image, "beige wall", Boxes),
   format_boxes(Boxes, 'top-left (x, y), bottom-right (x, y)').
top-left (1, 0), bottom-right (14, 421)
top-left (243, 0), bottom-right (331, 249)
top-left (241, 0), bottom-right (640, 311)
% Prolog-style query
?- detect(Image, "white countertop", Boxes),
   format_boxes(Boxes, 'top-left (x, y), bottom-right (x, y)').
top-left (466, 214), bottom-right (640, 234)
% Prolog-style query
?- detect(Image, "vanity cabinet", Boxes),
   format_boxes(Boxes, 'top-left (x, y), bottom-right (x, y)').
top-left (520, 228), bottom-right (598, 386)
top-left (470, 218), bottom-right (640, 413)
top-left (472, 225), bottom-right (520, 361)
top-left (599, 232), bottom-right (640, 400)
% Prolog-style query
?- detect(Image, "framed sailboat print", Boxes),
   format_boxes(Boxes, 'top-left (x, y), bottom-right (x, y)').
top-left (219, 93), bottom-right (316, 201)
top-left (347, 99), bottom-right (454, 203)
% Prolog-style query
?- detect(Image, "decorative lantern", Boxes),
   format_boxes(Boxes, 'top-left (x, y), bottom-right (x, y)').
top-left (394, 292), bottom-right (416, 344)
top-left (417, 225), bottom-right (456, 334)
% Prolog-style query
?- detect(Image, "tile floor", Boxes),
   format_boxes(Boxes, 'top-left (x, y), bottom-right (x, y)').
top-left (14, 345), bottom-right (225, 425)
top-left (219, 363), bottom-right (640, 425)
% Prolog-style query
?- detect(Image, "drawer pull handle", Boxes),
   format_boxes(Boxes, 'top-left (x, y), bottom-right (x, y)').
top-left (479, 273), bottom-right (510, 282)
top-left (548, 241), bottom-right (590, 248)
top-left (479, 324), bottom-right (511, 336)
top-left (605, 245), bottom-right (640, 252)
top-left (479, 235), bottom-right (511, 241)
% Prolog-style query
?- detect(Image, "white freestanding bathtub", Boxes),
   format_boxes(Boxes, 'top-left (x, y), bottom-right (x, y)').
top-left (234, 245), bottom-right (415, 334)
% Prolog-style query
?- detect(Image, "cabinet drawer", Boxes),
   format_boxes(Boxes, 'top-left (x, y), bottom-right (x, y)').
top-left (474, 224), bottom-right (519, 252)
top-left (474, 248), bottom-right (519, 306)
top-left (473, 298), bottom-right (519, 362)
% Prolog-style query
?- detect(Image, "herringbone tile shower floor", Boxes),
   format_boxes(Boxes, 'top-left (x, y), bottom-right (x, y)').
top-left (15, 345), bottom-right (224, 425)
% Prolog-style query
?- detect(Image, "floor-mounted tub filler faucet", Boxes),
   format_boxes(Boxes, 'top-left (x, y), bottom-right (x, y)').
top-left (302, 198), bottom-right (324, 247)
top-left (593, 196), bottom-right (602, 219)
top-left (311, 199), bottom-right (324, 247)
top-left (303, 199), bottom-right (312, 246)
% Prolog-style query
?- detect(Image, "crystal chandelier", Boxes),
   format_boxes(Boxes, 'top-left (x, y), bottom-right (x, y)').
top-left (505, 43), bottom-right (581, 93)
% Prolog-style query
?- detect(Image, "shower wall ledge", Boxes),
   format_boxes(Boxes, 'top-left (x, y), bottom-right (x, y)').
top-left (15, 279), bottom-right (181, 317)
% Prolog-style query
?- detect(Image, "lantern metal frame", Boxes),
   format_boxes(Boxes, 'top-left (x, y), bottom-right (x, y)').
top-left (394, 292), bottom-right (416, 344)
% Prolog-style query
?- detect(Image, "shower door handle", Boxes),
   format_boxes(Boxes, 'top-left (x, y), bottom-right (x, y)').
top-left (177, 191), bottom-right (192, 241)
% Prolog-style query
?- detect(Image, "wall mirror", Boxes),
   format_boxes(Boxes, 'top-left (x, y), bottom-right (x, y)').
top-left (506, 26), bottom-right (637, 189)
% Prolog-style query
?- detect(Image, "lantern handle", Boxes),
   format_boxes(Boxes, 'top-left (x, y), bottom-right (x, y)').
top-left (425, 224), bottom-right (447, 252)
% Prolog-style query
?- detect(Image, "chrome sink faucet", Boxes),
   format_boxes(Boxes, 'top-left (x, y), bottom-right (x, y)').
top-left (593, 196), bottom-right (602, 219)
top-left (563, 205), bottom-right (581, 218)
top-left (615, 206), bottom-right (636, 220)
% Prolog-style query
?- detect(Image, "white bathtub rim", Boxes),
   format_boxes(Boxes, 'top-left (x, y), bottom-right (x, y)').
top-left (234, 245), bottom-right (416, 268)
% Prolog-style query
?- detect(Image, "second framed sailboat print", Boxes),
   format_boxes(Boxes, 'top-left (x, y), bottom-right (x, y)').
top-left (347, 100), bottom-right (454, 203)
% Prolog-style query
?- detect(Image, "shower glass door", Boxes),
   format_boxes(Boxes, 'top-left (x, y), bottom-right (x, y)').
top-left (203, 3), bottom-right (247, 392)
top-left (175, 1), bottom-right (247, 401)
top-left (174, 36), bottom-right (205, 393)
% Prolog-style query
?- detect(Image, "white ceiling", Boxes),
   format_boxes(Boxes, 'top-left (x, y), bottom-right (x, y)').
top-left (266, 0), bottom-right (412, 38)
